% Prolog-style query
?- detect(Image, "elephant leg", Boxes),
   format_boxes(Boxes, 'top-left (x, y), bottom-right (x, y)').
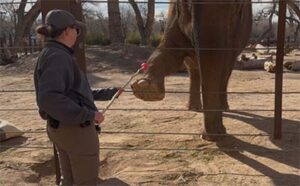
top-left (220, 53), bottom-right (241, 110)
top-left (200, 54), bottom-right (227, 141)
top-left (184, 57), bottom-right (202, 111)
top-left (220, 61), bottom-right (234, 110)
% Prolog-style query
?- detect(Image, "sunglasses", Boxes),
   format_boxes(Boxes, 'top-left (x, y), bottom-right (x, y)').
top-left (69, 25), bottom-right (81, 36)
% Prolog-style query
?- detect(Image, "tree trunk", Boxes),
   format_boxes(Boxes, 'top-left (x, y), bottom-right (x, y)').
top-left (295, 23), bottom-right (300, 42)
top-left (256, 3), bottom-right (276, 44)
top-left (14, 0), bottom-right (41, 53)
top-left (108, 0), bottom-right (124, 43)
top-left (145, 0), bottom-right (155, 45)
top-left (286, 1), bottom-right (300, 42)
top-left (287, 0), bottom-right (300, 18)
top-left (129, 0), bottom-right (155, 45)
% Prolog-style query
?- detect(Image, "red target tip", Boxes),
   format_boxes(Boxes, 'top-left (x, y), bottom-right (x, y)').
top-left (140, 63), bottom-right (149, 73)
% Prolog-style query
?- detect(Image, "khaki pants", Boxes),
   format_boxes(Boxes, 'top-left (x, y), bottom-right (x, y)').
top-left (47, 123), bottom-right (100, 186)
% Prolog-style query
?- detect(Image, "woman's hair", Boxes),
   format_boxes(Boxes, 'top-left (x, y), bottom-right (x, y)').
top-left (36, 24), bottom-right (65, 39)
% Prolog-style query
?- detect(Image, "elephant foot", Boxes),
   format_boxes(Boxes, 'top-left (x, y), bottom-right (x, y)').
top-left (188, 103), bottom-right (202, 112)
top-left (221, 102), bottom-right (230, 111)
top-left (200, 126), bottom-right (227, 142)
top-left (201, 132), bottom-right (224, 142)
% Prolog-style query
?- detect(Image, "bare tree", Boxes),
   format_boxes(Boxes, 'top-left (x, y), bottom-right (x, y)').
top-left (0, 0), bottom-right (40, 64)
top-left (120, 4), bottom-right (137, 39)
top-left (128, 0), bottom-right (155, 45)
top-left (287, 0), bottom-right (300, 18)
top-left (253, 0), bottom-right (300, 44)
top-left (255, 2), bottom-right (277, 44)
top-left (14, 0), bottom-right (41, 51)
top-left (157, 11), bottom-right (166, 33)
top-left (108, 0), bottom-right (124, 43)
top-left (96, 11), bottom-right (109, 36)
top-left (286, 0), bottom-right (300, 42)
top-left (0, 1), bottom-right (17, 35)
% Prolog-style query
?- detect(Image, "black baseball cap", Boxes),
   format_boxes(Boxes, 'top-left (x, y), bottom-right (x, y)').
top-left (45, 9), bottom-right (85, 30)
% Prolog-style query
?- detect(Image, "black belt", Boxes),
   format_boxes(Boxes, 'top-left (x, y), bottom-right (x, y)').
top-left (47, 118), bottom-right (59, 129)
top-left (79, 121), bottom-right (92, 128)
top-left (48, 120), bottom-right (91, 129)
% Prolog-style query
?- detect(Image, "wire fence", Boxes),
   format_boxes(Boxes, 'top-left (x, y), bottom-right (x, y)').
top-left (1, 89), bottom-right (300, 94)
top-left (0, 0), bottom-right (299, 60)
top-left (1, 45), bottom-right (300, 51)
top-left (1, 108), bottom-right (300, 112)
top-left (1, 87), bottom-right (299, 151)
top-left (3, 129), bottom-right (300, 136)
top-left (1, 145), bottom-right (299, 152)
top-left (2, 85), bottom-right (299, 162)
top-left (0, 89), bottom-right (299, 111)
top-left (0, 1), bottom-right (299, 184)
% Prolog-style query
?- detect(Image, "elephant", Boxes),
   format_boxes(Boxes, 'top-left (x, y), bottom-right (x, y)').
top-left (131, 0), bottom-right (252, 141)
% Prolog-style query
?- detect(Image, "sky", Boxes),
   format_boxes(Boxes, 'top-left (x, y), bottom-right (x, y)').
top-left (5, 0), bottom-right (270, 18)
top-left (87, 0), bottom-right (169, 17)
top-left (87, 0), bottom-right (268, 17)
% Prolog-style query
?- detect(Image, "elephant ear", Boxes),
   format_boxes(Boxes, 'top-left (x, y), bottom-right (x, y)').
top-left (178, 0), bottom-right (192, 24)
top-left (174, 1), bottom-right (193, 44)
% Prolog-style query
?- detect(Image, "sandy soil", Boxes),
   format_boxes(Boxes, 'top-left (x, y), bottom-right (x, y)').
top-left (0, 45), bottom-right (299, 186)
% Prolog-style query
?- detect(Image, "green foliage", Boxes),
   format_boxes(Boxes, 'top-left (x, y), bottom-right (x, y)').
top-left (85, 32), bottom-right (111, 46)
top-left (126, 32), bottom-right (163, 46)
top-left (151, 33), bottom-right (163, 47)
top-left (126, 32), bottom-right (141, 45)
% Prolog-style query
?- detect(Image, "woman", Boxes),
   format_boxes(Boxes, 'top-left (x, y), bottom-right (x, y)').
top-left (34, 9), bottom-right (120, 185)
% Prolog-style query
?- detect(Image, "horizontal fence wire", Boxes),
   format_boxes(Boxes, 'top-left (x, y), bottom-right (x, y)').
top-left (3, 130), bottom-right (299, 136)
top-left (99, 147), bottom-right (300, 152)
top-left (0, 89), bottom-right (36, 93)
top-left (1, 89), bottom-right (300, 95)
top-left (0, 145), bottom-right (299, 152)
top-left (99, 131), bottom-right (300, 136)
top-left (0, 1), bottom-right (298, 5)
top-left (1, 46), bottom-right (300, 51)
top-left (0, 108), bottom-right (300, 112)
top-left (81, 0), bottom-right (292, 5)
top-left (0, 46), bottom-right (43, 50)
top-left (0, 90), bottom-right (299, 111)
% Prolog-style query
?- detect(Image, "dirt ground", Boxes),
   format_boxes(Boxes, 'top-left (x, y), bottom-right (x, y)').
top-left (0, 45), bottom-right (299, 185)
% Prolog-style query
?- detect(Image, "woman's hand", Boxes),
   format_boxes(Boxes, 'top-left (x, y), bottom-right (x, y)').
top-left (94, 112), bottom-right (104, 124)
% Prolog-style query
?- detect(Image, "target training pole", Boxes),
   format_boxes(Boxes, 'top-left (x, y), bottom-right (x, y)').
top-left (102, 63), bottom-right (148, 115)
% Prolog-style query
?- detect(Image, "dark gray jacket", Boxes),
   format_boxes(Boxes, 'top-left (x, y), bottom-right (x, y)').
top-left (34, 41), bottom-right (118, 125)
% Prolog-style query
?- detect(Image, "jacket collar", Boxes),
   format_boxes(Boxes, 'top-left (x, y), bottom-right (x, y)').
top-left (46, 40), bottom-right (74, 55)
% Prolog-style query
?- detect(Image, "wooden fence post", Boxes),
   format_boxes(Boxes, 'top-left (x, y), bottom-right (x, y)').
top-left (24, 39), bottom-right (28, 56)
top-left (28, 35), bottom-right (33, 54)
top-left (3, 33), bottom-right (6, 46)
top-left (33, 38), bottom-right (37, 52)
top-left (0, 36), bottom-right (4, 57)
top-left (8, 34), bottom-right (13, 48)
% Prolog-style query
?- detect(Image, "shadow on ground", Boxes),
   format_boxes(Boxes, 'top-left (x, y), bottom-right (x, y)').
top-left (26, 157), bottom-right (55, 183)
top-left (219, 111), bottom-right (300, 185)
top-left (0, 136), bottom-right (28, 153)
